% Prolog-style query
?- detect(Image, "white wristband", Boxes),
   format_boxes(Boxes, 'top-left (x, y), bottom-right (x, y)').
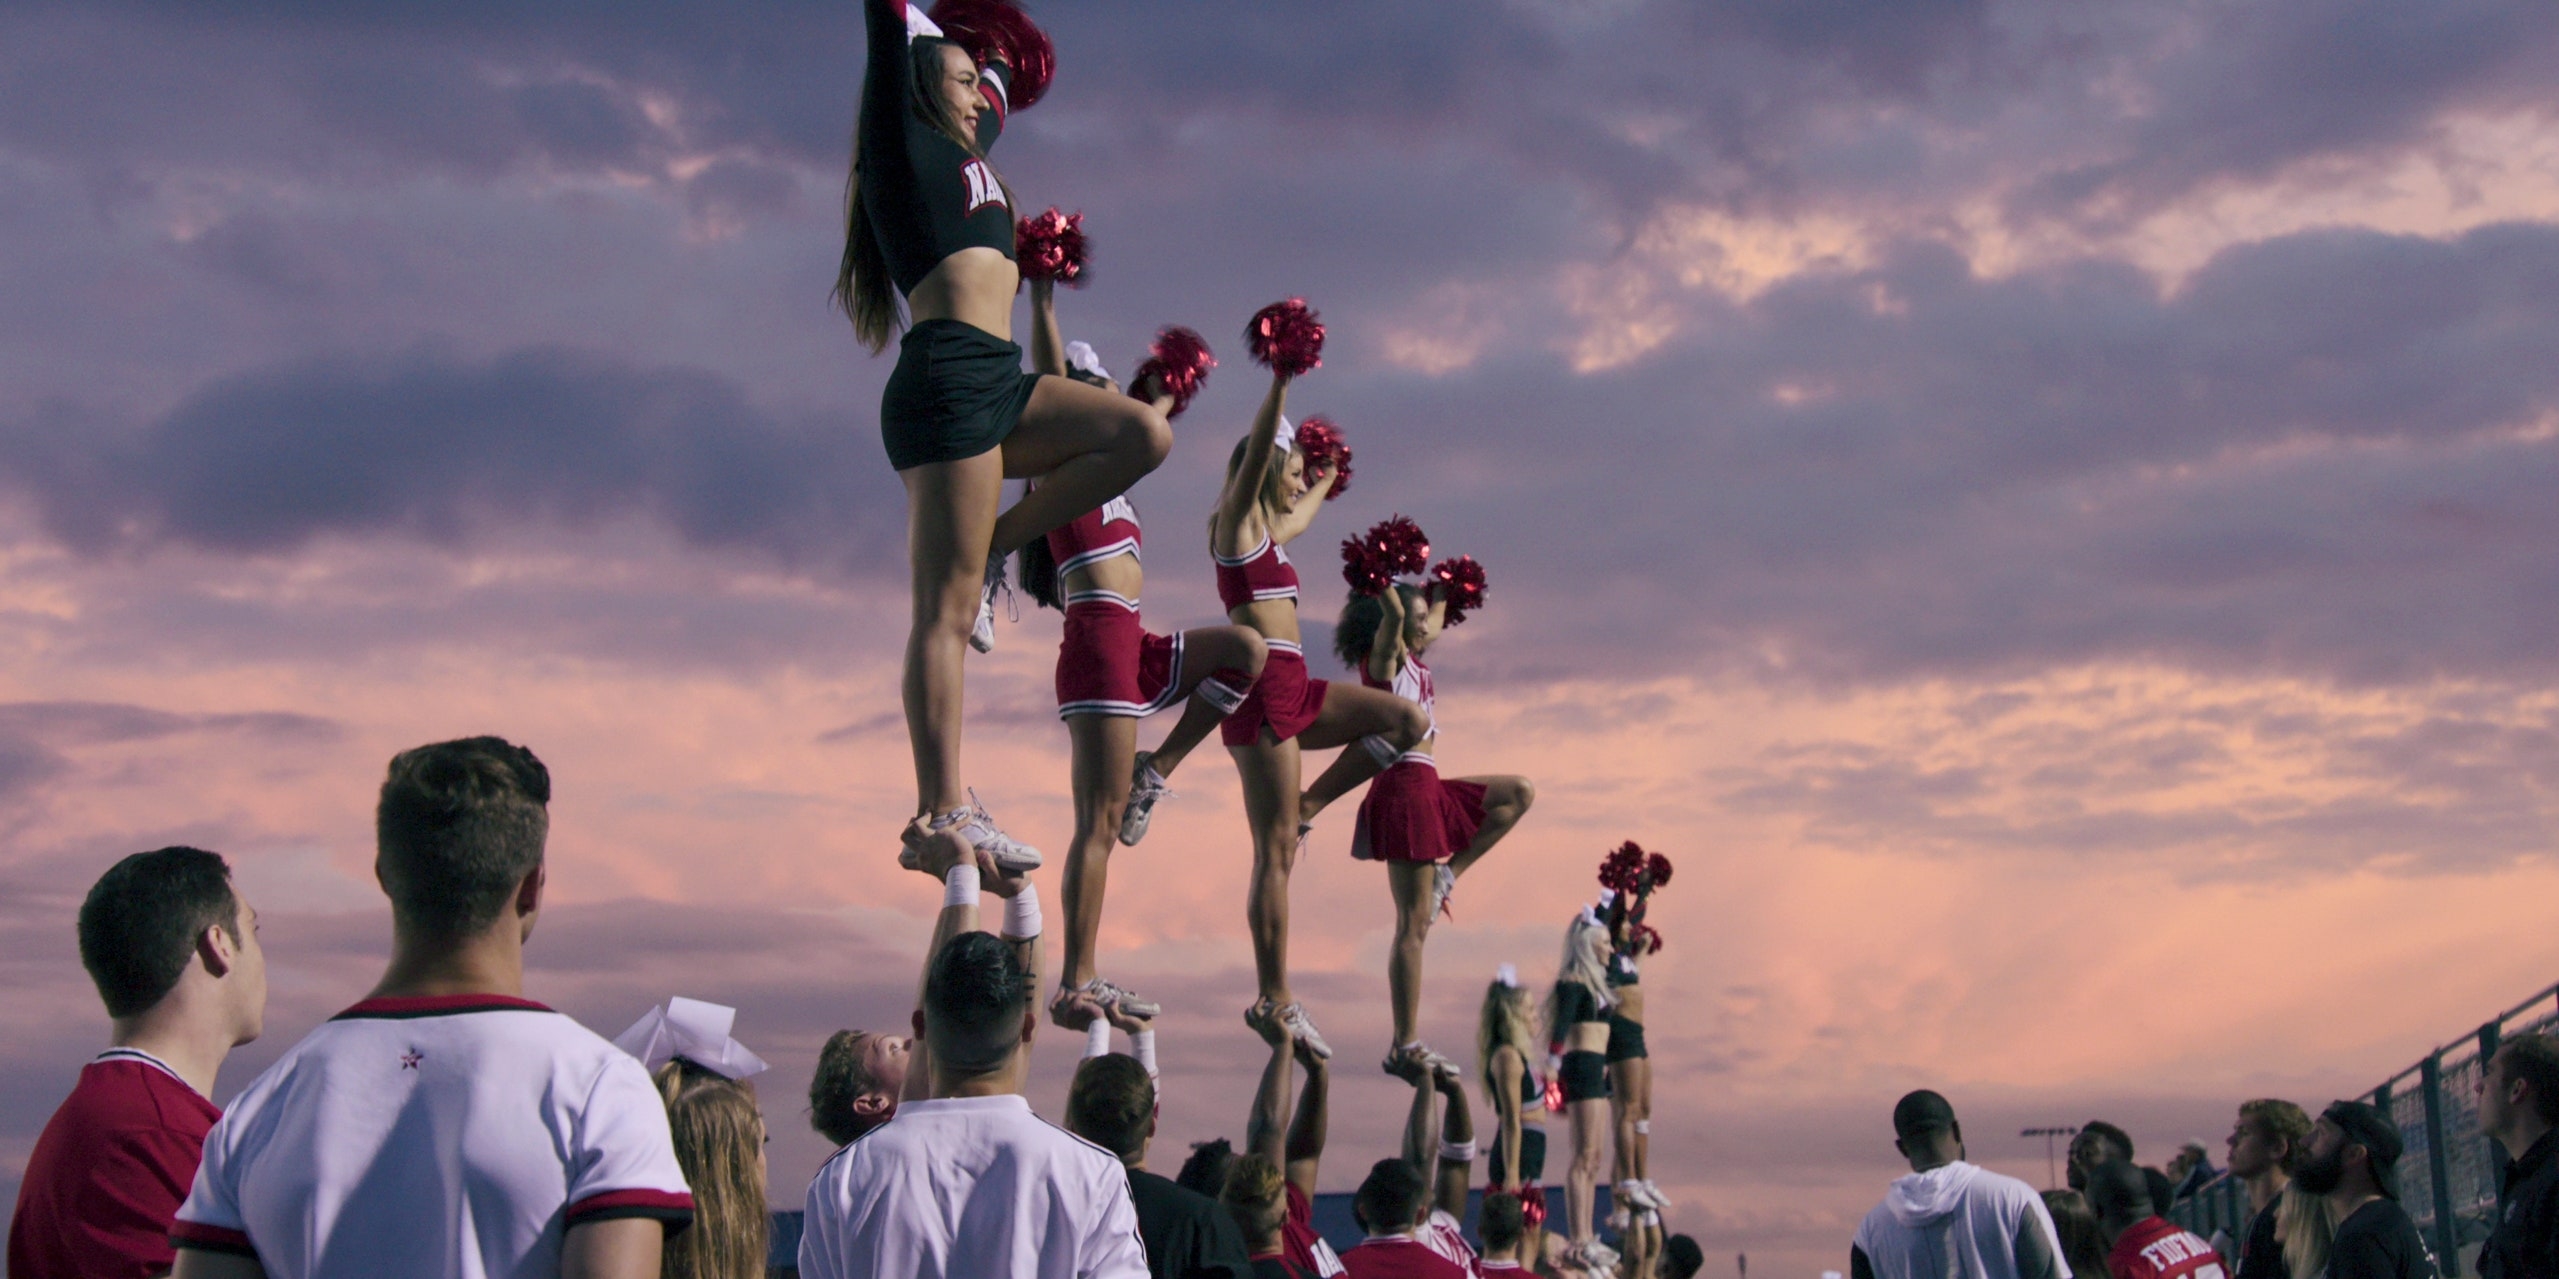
top-left (1002, 881), bottom-right (1042, 940)
top-left (1132, 1028), bottom-right (1158, 1079)
top-left (1440, 1138), bottom-right (1478, 1164)
top-left (943, 863), bottom-right (981, 908)
top-left (1085, 1019), bottom-right (1113, 1058)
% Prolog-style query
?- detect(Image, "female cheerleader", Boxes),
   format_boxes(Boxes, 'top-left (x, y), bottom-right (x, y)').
top-left (1019, 280), bottom-right (1270, 1023)
top-left (839, 0), bottom-right (1170, 866)
top-left (1117, 350), bottom-right (1428, 1054)
top-left (1334, 576), bottom-right (1534, 1074)
top-left (1479, 966), bottom-right (1552, 1267)
top-left (1606, 893), bottom-right (1668, 1217)
top-left (1550, 907), bottom-right (1620, 1274)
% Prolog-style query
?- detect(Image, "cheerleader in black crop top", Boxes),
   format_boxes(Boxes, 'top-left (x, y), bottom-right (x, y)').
top-left (1325, 576), bottom-right (1537, 1081)
top-left (1016, 283), bottom-right (1271, 1029)
top-left (1602, 891), bottom-right (1668, 1222)
top-left (1480, 967), bottom-right (1554, 1261)
top-left (1550, 908), bottom-right (1618, 1264)
top-left (837, 0), bottom-right (1171, 874)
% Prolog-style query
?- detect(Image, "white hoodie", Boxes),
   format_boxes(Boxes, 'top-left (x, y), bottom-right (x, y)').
top-left (1853, 1161), bottom-right (2071, 1279)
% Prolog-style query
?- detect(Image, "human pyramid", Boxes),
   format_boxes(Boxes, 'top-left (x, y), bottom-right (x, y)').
top-left (4, 4), bottom-right (1701, 1279)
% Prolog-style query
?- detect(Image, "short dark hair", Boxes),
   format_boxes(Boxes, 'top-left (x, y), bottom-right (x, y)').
top-left (2086, 1158), bottom-right (2154, 1222)
top-left (1893, 1089), bottom-right (1959, 1140)
top-left (2497, 1035), bottom-right (2559, 1128)
top-left (2078, 1121), bottom-right (2134, 1161)
top-left (375, 737), bottom-right (549, 937)
top-left (1352, 1158), bottom-right (1427, 1234)
top-left (1066, 1053), bottom-right (1155, 1158)
top-left (1480, 1194), bottom-right (1525, 1252)
top-left (78, 847), bottom-right (241, 1018)
top-left (921, 930), bottom-right (1030, 1073)
top-left (1664, 1235), bottom-right (1707, 1279)
top-left (809, 1030), bottom-right (882, 1146)
top-left (1177, 1138), bottom-right (1236, 1197)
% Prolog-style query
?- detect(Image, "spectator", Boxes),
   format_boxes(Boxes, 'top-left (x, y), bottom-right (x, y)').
top-left (1664, 1234), bottom-right (1708, 1279)
top-left (810, 1029), bottom-right (909, 1147)
top-left (2169, 1143), bottom-right (2218, 1203)
top-left (171, 737), bottom-right (693, 1279)
top-left (9, 847), bottom-right (267, 1279)
top-left (799, 923), bottom-right (1145, 1278)
top-left (2274, 1186), bottom-right (2333, 1279)
top-left (2086, 1159), bottom-right (2225, 1279)
top-left (1067, 1046), bottom-right (1254, 1279)
top-left (2071, 1123), bottom-right (2137, 1192)
top-left (1479, 1194), bottom-right (1529, 1272)
top-left (2224, 1100), bottom-right (2312, 1279)
top-left (2296, 1101), bottom-right (2437, 1279)
top-left (2046, 1189), bottom-right (2113, 1279)
top-left (1182, 1139), bottom-right (1240, 1200)
top-left (2478, 1033), bottom-right (2559, 1279)
top-left (615, 997), bottom-right (774, 1279)
top-left (1851, 1090), bottom-right (2068, 1279)
top-left (1235, 1002), bottom-right (1347, 1277)
top-left (1339, 1160), bottom-right (1469, 1279)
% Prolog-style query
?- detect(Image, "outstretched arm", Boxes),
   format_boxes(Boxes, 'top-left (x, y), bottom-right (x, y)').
top-left (1215, 373), bottom-right (1291, 535)
top-left (1402, 1068), bottom-right (1437, 1171)
top-left (1433, 1070), bottom-right (1475, 1220)
top-left (1027, 279), bottom-right (1067, 377)
top-left (1284, 1038), bottom-right (1329, 1200)
top-left (1246, 1017), bottom-right (1292, 1168)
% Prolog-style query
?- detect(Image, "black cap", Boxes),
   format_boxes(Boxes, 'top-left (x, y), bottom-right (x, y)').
top-left (2323, 1101), bottom-right (2405, 1200)
top-left (1894, 1090), bottom-right (1959, 1139)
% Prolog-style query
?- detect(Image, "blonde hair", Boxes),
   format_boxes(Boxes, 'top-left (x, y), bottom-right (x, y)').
top-left (1477, 979), bottom-right (1542, 1103)
top-left (1217, 434), bottom-right (1299, 540)
top-left (1220, 1151), bottom-right (1290, 1248)
top-left (2276, 1183), bottom-right (2333, 1279)
top-left (1545, 913), bottom-right (1614, 1041)
top-left (654, 1061), bottom-right (769, 1279)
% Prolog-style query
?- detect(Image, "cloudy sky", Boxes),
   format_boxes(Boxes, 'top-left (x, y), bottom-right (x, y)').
top-left (5, 0), bottom-right (2558, 1271)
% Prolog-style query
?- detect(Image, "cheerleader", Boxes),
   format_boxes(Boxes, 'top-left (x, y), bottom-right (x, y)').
top-left (1550, 907), bottom-right (1621, 1274)
top-left (1479, 966), bottom-right (1553, 1267)
top-left (1019, 280), bottom-right (1269, 1024)
top-left (1120, 333), bottom-right (1429, 1055)
top-left (1332, 571), bottom-right (1534, 1075)
top-left (1606, 892), bottom-right (1667, 1220)
top-left (838, 0), bottom-right (1169, 866)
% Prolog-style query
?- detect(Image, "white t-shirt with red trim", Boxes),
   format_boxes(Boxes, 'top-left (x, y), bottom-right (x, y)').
top-left (173, 994), bottom-right (693, 1278)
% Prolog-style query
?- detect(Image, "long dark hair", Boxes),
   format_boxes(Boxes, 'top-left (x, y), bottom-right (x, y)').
top-left (835, 37), bottom-right (1008, 352)
top-left (1018, 528), bottom-right (1061, 610)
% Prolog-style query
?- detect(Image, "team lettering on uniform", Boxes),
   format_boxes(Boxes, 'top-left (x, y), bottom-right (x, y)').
top-left (962, 160), bottom-right (1006, 215)
top-left (2143, 1231), bottom-right (2227, 1279)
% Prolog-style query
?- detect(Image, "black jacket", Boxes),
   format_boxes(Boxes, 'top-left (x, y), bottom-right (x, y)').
top-left (2485, 1130), bottom-right (2559, 1279)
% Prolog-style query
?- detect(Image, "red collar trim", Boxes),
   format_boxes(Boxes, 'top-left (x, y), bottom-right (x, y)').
top-left (333, 994), bottom-right (553, 1020)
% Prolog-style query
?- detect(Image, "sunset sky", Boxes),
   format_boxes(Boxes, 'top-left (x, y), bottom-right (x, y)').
top-left (5, 1), bottom-right (2559, 1273)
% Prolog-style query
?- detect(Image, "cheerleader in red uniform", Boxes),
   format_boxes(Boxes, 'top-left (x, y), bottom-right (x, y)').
top-left (1332, 569), bottom-right (1534, 1076)
top-left (1018, 279), bottom-right (1269, 1025)
top-left (1119, 310), bottom-right (1429, 1056)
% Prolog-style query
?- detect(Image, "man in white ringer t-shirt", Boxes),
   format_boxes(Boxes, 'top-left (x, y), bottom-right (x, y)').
top-left (172, 737), bottom-right (693, 1279)
top-left (801, 861), bottom-right (1148, 1279)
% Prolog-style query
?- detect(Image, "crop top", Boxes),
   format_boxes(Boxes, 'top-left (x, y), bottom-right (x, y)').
top-left (1606, 950), bottom-right (1640, 987)
top-left (1214, 533), bottom-right (1300, 612)
top-left (1046, 495), bottom-right (1141, 578)
top-left (861, 0), bottom-right (1018, 295)
top-left (1551, 980), bottom-right (1609, 1028)
top-left (1360, 656), bottom-right (1439, 767)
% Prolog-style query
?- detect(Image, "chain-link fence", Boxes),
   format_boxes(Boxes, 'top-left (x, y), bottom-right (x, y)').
top-left (2170, 981), bottom-right (2559, 1277)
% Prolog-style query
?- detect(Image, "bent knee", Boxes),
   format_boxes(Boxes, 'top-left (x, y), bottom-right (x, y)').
top-left (1394, 703), bottom-right (1430, 743)
top-left (1507, 777), bottom-right (1538, 811)
top-left (1126, 406), bottom-right (1173, 470)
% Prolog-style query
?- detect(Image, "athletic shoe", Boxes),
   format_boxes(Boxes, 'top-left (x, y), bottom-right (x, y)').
top-left (1073, 977), bottom-right (1161, 1020)
top-left (1573, 1240), bottom-right (1621, 1272)
top-left (1615, 1180), bottom-right (1655, 1212)
top-left (1273, 1001), bottom-right (1332, 1060)
top-left (1607, 1205), bottom-right (1634, 1235)
top-left (1119, 753), bottom-right (1171, 846)
top-left (1242, 999), bottom-right (1283, 1042)
top-left (1640, 1179), bottom-right (1671, 1211)
top-left (968, 549), bottom-right (1009, 654)
top-left (1430, 863), bottom-right (1458, 920)
top-left (1381, 1041), bottom-right (1434, 1081)
top-left (928, 789), bottom-right (1042, 872)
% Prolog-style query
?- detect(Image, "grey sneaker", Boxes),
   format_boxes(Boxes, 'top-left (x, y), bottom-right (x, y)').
top-left (1429, 863), bottom-right (1458, 920)
top-left (928, 789), bottom-right (1042, 872)
top-left (969, 549), bottom-right (1009, 653)
top-left (1073, 977), bottom-right (1161, 1019)
top-left (1119, 753), bottom-right (1172, 846)
top-left (1273, 1001), bottom-right (1332, 1060)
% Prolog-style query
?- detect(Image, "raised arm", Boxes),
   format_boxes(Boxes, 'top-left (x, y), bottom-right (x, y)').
top-left (1266, 459), bottom-right (1337, 546)
top-left (1432, 1069), bottom-right (1475, 1220)
top-left (1246, 1014), bottom-right (1293, 1167)
top-left (861, 0), bottom-right (919, 167)
top-left (1215, 373), bottom-right (1291, 537)
top-left (1027, 279), bottom-right (1067, 377)
top-left (1365, 587), bottom-right (1410, 685)
top-left (1283, 1037), bottom-right (1329, 1200)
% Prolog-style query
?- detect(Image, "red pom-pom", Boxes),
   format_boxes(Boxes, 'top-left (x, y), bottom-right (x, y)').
top-left (1341, 536), bottom-right (1393, 596)
top-left (928, 0), bottom-right (1056, 112)
top-left (1131, 326), bottom-right (1214, 418)
top-left (1293, 416), bottom-right (1353, 500)
top-left (1246, 298), bottom-right (1326, 379)
top-left (1598, 840), bottom-right (1650, 894)
top-left (1014, 208), bottom-right (1086, 284)
top-left (1366, 516), bottom-right (1430, 576)
top-left (1646, 852), bottom-right (1674, 888)
top-left (1428, 555), bottom-right (1487, 625)
top-left (1633, 922), bottom-right (1665, 955)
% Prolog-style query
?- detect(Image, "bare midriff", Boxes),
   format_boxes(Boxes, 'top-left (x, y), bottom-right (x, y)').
top-left (1228, 598), bottom-right (1301, 648)
top-left (1614, 983), bottom-right (1644, 1025)
top-left (1063, 554), bottom-right (1140, 601)
top-left (907, 247), bottom-right (1020, 342)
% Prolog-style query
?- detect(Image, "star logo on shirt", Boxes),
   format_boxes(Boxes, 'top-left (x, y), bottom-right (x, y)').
top-left (400, 1049), bottom-right (423, 1070)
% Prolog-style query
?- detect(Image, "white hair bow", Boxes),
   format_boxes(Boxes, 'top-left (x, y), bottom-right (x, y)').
top-left (1273, 414), bottom-right (1298, 453)
top-left (905, 6), bottom-right (945, 41)
top-left (614, 996), bottom-right (770, 1080)
top-left (1065, 340), bottom-right (1113, 385)
top-left (1495, 963), bottom-right (1521, 988)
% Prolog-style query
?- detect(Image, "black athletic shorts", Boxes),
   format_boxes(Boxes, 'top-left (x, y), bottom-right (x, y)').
top-left (881, 318), bottom-right (1045, 470)
top-left (1560, 1049), bottom-right (1610, 1103)
top-left (1605, 1014), bottom-right (1648, 1063)
top-left (1491, 1123), bottom-right (1548, 1184)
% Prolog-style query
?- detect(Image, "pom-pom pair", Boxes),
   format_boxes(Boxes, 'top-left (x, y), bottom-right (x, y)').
top-left (1247, 297), bottom-right (1326, 379)
top-left (1015, 208), bottom-right (1085, 284)
top-left (928, 0), bottom-right (1055, 111)
top-left (1131, 327), bottom-right (1215, 419)
top-left (1340, 516), bottom-right (1430, 596)
top-left (1598, 840), bottom-right (1671, 895)
top-left (1427, 556), bottom-right (1487, 625)
top-left (1293, 416), bottom-right (1353, 499)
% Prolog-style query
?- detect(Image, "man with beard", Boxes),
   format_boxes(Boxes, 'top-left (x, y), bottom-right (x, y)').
top-left (2295, 1102), bottom-right (2436, 1279)
top-left (2224, 1101), bottom-right (2311, 1279)
top-left (2478, 1033), bottom-right (2559, 1279)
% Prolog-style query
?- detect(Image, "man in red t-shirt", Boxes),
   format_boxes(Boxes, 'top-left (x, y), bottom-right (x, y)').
top-left (8, 846), bottom-right (267, 1279)
top-left (2091, 1160), bottom-right (2229, 1279)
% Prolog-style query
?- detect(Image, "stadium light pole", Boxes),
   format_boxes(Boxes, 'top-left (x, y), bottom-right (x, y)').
top-left (2021, 1126), bottom-right (2079, 1190)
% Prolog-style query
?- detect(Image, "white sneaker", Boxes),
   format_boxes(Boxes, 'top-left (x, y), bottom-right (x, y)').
top-left (928, 789), bottom-right (1042, 872)
top-left (1607, 1205), bottom-right (1634, 1235)
top-left (968, 550), bottom-right (1009, 653)
top-left (1119, 753), bottom-right (1172, 846)
top-left (1273, 1001), bottom-right (1332, 1059)
top-left (1616, 1179), bottom-right (1655, 1212)
top-left (1641, 1179), bottom-right (1670, 1211)
top-left (1070, 977), bottom-right (1161, 1019)
top-left (1429, 863), bottom-right (1458, 920)
top-left (1573, 1240), bottom-right (1621, 1271)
